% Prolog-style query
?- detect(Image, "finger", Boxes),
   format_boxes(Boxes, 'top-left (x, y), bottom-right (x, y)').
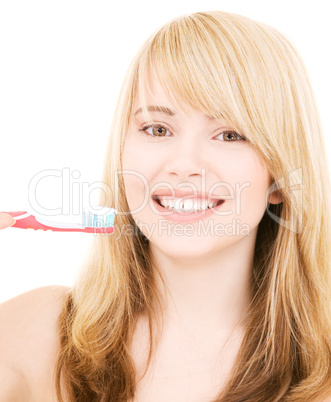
top-left (0, 213), bottom-right (16, 230)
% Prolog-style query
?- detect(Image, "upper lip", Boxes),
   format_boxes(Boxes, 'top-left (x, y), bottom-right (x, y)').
top-left (152, 189), bottom-right (225, 202)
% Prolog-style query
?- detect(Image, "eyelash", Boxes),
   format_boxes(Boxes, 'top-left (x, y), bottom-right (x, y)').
top-left (138, 123), bottom-right (246, 143)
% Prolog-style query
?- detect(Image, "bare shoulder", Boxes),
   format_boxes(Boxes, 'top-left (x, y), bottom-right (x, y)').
top-left (0, 285), bottom-right (70, 358)
top-left (0, 285), bottom-right (71, 400)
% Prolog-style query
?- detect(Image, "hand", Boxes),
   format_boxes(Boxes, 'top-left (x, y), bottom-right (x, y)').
top-left (0, 213), bottom-right (16, 230)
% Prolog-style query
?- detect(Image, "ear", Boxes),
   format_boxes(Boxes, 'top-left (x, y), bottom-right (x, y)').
top-left (268, 189), bottom-right (284, 205)
top-left (267, 176), bottom-right (285, 205)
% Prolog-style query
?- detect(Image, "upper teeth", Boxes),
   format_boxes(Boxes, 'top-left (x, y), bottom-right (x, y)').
top-left (157, 197), bottom-right (219, 212)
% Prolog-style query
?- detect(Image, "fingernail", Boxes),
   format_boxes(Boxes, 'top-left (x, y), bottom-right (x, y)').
top-left (9, 218), bottom-right (16, 227)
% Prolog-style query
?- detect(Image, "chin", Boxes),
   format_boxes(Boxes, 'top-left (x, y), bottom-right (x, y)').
top-left (150, 235), bottom-right (233, 257)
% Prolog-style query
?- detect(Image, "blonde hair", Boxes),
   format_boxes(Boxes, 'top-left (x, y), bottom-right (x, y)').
top-left (55, 10), bottom-right (331, 401)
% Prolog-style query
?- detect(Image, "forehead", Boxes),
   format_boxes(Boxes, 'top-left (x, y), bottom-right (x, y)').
top-left (133, 78), bottom-right (182, 113)
top-left (133, 78), bottom-right (217, 122)
top-left (133, 105), bottom-right (216, 122)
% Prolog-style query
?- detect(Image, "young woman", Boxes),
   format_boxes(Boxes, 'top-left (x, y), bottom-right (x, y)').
top-left (1, 10), bottom-right (331, 402)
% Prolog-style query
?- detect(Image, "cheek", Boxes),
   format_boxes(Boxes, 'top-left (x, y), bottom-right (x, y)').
top-left (122, 138), bottom-right (159, 175)
top-left (122, 142), bottom-right (154, 212)
top-left (240, 165), bottom-right (270, 224)
top-left (220, 152), bottom-right (270, 223)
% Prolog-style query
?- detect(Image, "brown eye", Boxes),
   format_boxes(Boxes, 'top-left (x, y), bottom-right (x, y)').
top-left (139, 124), bottom-right (171, 139)
top-left (152, 126), bottom-right (167, 136)
top-left (223, 131), bottom-right (240, 141)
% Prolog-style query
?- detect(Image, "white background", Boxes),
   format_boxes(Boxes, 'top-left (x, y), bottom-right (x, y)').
top-left (0, 1), bottom-right (330, 303)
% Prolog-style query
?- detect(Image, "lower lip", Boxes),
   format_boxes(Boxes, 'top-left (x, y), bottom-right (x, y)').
top-left (152, 198), bottom-right (225, 223)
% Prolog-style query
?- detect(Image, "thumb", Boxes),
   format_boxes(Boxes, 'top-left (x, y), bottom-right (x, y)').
top-left (0, 213), bottom-right (16, 230)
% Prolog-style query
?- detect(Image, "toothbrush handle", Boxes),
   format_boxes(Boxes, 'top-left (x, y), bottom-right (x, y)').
top-left (1, 211), bottom-right (115, 234)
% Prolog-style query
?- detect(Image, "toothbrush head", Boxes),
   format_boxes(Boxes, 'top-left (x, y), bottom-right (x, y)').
top-left (82, 207), bottom-right (117, 232)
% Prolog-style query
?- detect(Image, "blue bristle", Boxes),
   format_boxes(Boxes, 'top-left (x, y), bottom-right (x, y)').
top-left (82, 209), bottom-right (115, 228)
top-left (106, 214), bottom-right (114, 227)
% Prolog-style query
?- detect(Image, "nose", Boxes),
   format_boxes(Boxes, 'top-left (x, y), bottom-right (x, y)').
top-left (163, 134), bottom-right (204, 179)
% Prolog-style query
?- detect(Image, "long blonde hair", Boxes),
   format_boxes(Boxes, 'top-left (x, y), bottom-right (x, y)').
top-left (55, 10), bottom-right (331, 401)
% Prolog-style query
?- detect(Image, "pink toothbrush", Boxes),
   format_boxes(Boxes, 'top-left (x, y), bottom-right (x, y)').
top-left (1, 206), bottom-right (116, 234)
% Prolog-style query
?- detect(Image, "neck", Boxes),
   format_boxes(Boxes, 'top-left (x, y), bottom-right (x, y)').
top-left (150, 233), bottom-right (256, 335)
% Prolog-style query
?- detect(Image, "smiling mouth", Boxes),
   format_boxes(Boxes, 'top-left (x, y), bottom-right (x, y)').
top-left (152, 196), bottom-right (225, 213)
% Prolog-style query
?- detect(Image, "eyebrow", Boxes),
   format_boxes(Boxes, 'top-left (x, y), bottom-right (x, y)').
top-left (134, 106), bottom-right (176, 117)
top-left (134, 105), bottom-right (215, 120)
